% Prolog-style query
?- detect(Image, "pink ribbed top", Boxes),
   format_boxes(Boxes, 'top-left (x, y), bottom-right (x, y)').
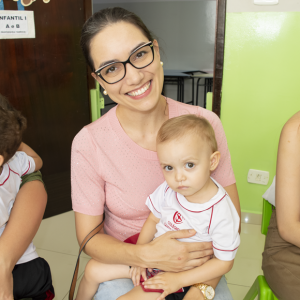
top-left (71, 98), bottom-right (235, 241)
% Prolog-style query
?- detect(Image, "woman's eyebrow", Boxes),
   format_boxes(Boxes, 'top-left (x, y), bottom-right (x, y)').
top-left (97, 42), bottom-right (147, 69)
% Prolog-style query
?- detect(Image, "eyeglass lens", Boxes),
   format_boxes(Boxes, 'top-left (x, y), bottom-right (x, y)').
top-left (99, 44), bottom-right (153, 84)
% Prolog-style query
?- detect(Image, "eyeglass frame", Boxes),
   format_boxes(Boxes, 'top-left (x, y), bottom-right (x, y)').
top-left (93, 41), bottom-right (155, 84)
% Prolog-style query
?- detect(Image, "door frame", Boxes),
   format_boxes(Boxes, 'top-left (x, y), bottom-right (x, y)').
top-left (212, 0), bottom-right (227, 117)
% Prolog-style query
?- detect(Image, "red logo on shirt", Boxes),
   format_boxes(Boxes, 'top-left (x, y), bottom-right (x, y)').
top-left (173, 211), bottom-right (184, 224)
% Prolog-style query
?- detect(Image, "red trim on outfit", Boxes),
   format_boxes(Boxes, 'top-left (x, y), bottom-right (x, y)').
top-left (175, 193), bottom-right (227, 213)
top-left (9, 167), bottom-right (19, 176)
top-left (149, 196), bottom-right (160, 214)
top-left (22, 161), bottom-right (31, 176)
top-left (0, 172), bottom-right (10, 186)
top-left (208, 206), bottom-right (214, 234)
top-left (165, 186), bottom-right (170, 194)
top-left (213, 245), bottom-right (239, 252)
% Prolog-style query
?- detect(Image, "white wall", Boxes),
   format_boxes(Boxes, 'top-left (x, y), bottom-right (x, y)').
top-left (93, 0), bottom-right (216, 106)
top-left (227, 0), bottom-right (300, 13)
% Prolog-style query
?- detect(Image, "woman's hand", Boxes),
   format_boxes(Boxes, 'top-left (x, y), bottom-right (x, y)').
top-left (143, 272), bottom-right (183, 300)
top-left (129, 266), bottom-right (147, 286)
top-left (143, 229), bottom-right (213, 272)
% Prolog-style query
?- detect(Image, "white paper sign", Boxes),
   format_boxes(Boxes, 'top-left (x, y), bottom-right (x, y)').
top-left (0, 11), bottom-right (35, 39)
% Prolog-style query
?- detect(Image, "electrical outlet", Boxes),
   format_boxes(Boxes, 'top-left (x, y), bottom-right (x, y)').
top-left (247, 169), bottom-right (269, 185)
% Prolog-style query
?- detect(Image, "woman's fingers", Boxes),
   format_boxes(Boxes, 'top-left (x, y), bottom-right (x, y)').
top-left (147, 231), bottom-right (213, 272)
top-left (141, 268), bottom-right (147, 282)
top-left (188, 249), bottom-right (213, 260)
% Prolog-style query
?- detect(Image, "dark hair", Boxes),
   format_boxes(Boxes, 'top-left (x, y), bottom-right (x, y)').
top-left (81, 7), bottom-right (155, 70)
top-left (0, 94), bottom-right (27, 165)
top-left (157, 114), bottom-right (218, 153)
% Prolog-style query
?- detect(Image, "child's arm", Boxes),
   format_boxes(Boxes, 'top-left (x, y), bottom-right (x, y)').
top-left (18, 142), bottom-right (43, 171)
top-left (143, 257), bottom-right (233, 300)
top-left (130, 212), bottom-right (160, 286)
top-left (136, 212), bottom-right (160, 245)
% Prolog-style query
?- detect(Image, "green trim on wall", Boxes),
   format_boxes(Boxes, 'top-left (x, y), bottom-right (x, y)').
top-left (221, 12), bottom-right (300, 214)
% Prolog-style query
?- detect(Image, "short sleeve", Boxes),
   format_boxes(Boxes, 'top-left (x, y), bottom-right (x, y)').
top-left (14, 152), bottom-right (35, 176)
top-left (198, 108), bottom-right (235, 187)
top-left (145, 182), bottom-right (168, 219)
top-left (71, 127), bottom-right (105, 216)
top-left (209, 196), bottom-right (240, 261)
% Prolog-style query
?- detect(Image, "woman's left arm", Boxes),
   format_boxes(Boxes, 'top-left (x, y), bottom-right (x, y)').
top-left (224, 183), bottom-right (241, 233)
top-left (0, 179), bottom-right (47, 300)
top-left (276, 112), bottom-right (300, 247)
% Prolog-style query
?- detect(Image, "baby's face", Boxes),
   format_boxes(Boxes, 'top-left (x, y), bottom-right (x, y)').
top-left (157, 133), bottom-right (215, 202)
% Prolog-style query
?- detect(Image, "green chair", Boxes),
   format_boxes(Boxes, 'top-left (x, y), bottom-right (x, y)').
top-left (243, 199), bottom-right (278, 300)
top-left (90, 81), bottom-right (104, 122)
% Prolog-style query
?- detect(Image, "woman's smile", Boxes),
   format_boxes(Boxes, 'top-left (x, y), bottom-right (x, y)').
top-left (126, 80), bottom-right (152, 99)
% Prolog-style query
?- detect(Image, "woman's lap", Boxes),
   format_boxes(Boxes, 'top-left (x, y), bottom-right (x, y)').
top-left (93, 275), bottom-right (233, 300)
top-left (262, 211), bottom-right (300, 300)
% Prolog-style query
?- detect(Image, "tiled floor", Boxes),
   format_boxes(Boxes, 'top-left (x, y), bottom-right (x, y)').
top-left (33, 211), bottom-right (265, 300)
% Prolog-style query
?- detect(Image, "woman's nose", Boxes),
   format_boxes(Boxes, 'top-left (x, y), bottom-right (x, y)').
top-left (124, 63), bottom-right (144, 86)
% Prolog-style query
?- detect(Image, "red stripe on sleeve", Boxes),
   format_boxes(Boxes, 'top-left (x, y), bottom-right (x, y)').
top-left (208, 206), bottom-right (214, 234)
top-left (149, 196), bottom-right (160, 214)
top-left (22, 161), bottom-right (31, 176)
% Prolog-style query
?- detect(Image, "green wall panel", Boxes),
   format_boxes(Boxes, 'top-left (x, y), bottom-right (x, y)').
top-left (221, 12), bottom-right (300, 213)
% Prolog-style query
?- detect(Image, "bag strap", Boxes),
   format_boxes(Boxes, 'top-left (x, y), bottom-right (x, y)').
top-left (69, 217), bottom-right (105, 300)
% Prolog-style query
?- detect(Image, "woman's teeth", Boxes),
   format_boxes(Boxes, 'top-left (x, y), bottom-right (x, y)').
top-left (128, 82), bottom-right (151, 96)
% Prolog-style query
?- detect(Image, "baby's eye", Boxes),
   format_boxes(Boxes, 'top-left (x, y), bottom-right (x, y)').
top-left (185, 162), bottom-right (194, 169)
top-left (164, 166), bottom-right (173, 171)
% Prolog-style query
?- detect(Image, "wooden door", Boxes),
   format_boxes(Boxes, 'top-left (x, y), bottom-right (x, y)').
top-left (0, 0), bottom-right (93, 218)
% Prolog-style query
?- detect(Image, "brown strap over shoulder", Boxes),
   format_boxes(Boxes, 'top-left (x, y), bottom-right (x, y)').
top-left (69, 218), bottom-right (105, 300)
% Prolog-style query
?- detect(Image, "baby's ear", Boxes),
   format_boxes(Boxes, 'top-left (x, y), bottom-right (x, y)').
top-left (210, 151), bottom-right (221, 171)
top-left (0, 155), bottom-right (4, 168)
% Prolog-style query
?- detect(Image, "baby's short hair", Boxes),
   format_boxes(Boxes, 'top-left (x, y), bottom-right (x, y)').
top-left (157, 114), bottom-right (218, 153)
top-left (0, 94), bottom-right (27, 164)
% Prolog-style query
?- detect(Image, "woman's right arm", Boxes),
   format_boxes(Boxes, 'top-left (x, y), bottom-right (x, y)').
top-left (75, 211), bottom-right (213, 271)
top-left (276, 111), bottom-right (300, 247)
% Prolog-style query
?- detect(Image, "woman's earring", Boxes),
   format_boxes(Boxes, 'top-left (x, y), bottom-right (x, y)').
top-left (160, 61), bottom-right (164, 67)
top-left (103, 90), bottom-right (108, 95)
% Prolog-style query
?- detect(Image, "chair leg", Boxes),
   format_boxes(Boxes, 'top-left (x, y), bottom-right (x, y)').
top-left (243, 277), bottom-right (259, 300)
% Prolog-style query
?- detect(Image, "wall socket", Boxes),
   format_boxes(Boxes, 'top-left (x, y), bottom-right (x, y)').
top-left (247, 169), bottom-right (269, 185)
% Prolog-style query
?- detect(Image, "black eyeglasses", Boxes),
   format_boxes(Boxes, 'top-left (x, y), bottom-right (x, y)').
top-left (94, 41), bottom-right (154, 84)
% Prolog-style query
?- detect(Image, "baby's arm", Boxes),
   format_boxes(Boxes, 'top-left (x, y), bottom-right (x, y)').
top-left (18, 142), bottom-right (43, 171)
top-left (144, 257), bottom-right (233, 300)
top-left (130, 212), bottom-right (160, 286)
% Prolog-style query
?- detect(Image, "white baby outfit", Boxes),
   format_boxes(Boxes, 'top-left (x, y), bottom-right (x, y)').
top-left (0, 151), bottom-right (38, 264)
top-left (146, 178), bottom-right (240, 261)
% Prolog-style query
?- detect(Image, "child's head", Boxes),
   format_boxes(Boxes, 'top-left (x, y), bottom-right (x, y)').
top-left (0, 94), bottom-right (27, 167)
top-left (156, 114), bottom-right (220, 198)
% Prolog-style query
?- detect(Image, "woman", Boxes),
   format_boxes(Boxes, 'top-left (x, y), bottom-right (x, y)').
top-left (262, 111), bottom-right (300, 300)
top-left (72, 7), bottom-right (241, 300)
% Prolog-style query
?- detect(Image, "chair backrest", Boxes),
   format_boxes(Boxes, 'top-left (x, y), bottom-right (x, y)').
top-left (261, 199), bottom-right (273, 236)
top-left (90, 82), bottom-right (104, 122)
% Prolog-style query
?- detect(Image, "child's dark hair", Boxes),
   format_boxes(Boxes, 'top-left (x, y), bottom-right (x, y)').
top-left (0, 94), bottom-right (27, 164)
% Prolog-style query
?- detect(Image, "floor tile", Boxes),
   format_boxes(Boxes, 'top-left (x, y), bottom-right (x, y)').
top-left (33, 211), bottom-right (90, 258)
top-left (62, 273), bottom-right (84, 300)
top-left (226, 257), bottom-right (263, 287)
top-left (36, 248), bottom-right (90, 300)
top-left (228, 284), bottom-right (252, 300)
top-left (241, 212), bottom-right (262, 225)
top-left (237, 223), bottom-right (265, 260)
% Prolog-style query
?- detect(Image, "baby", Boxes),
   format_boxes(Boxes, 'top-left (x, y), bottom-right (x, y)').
top-left (76, 114), bottom-right (240, 300)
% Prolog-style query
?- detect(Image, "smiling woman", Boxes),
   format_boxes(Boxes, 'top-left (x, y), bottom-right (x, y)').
top-left (71, 7), bottom-right (240, 300)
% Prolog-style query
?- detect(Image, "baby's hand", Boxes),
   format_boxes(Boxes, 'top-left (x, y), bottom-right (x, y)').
top-left (143, 272), bottom-right (183, 300)
top-left (129, 266), bottom-right (147, 286)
